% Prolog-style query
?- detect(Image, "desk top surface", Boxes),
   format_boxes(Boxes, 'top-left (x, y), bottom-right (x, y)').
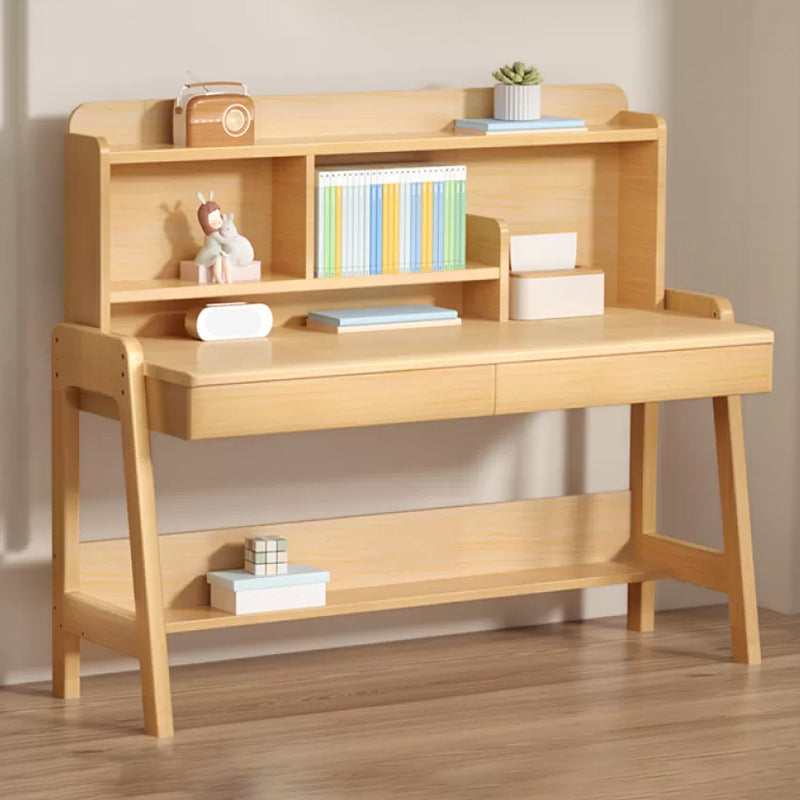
top-left (138, 308), bottom-right (774, 388)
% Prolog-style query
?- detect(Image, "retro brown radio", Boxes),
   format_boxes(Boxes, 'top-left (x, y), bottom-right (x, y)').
top-left (173, 81), bottom-right (255, 147)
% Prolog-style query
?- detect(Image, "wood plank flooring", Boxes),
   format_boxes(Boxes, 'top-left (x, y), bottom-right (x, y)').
top-left (1, 606), bottom-right (798, 799)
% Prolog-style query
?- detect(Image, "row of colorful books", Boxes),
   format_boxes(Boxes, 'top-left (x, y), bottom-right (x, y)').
top-left (315, 165), bottom-right (467, 278)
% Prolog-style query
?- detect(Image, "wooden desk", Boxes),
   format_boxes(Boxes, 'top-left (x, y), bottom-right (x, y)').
top-left (53, 85), bottom-right (774, 738)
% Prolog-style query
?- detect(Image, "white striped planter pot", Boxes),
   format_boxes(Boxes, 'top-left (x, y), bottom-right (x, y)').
top-left (493, 84), bottom-right (542, 121)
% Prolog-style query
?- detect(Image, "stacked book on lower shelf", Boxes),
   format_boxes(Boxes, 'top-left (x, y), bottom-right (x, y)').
top-left (208, 534), bottom-right (329, 615)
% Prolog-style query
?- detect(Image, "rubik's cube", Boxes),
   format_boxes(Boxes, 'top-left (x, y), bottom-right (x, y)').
top-left (244, 536), bottom-right (288, 575)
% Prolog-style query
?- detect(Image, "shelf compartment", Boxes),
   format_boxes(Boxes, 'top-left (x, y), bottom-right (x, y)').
top-left (107, 155), bottom-right (314, 292)
top-left (78, 491), bottom-right (637, 616)
top-left (163, 560), bottom-right (667, 634)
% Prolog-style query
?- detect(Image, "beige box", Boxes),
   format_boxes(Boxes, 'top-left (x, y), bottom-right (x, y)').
top-left (510, 267), bottom-right (604, 321)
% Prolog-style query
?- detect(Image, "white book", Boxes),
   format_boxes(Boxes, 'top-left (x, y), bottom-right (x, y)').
top-left (354, 169), bottom-right (362, 276)
top-left (354, 170), bottom-right (361, 276)
top-left (210, 582), bottom-right (327, 615)
top-left (399, 168), bottom-right (408, 272)
top-left (345, 171), bottom-right (354, 277)
top-left (315, 171), bottom-right (326, 278)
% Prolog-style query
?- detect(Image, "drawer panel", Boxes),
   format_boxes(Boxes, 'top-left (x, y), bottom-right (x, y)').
top-left (148, 365), bottom-right (495, 439)
top-left (496, 344), bottom-right (772, 414)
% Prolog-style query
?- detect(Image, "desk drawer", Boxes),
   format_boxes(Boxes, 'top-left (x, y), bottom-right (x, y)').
top-left (148, 365), bottom-right (495, 439)
top-left (496, 344), bottom-right (773, 414)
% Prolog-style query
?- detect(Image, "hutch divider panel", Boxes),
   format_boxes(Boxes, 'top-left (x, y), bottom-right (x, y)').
top-left (55, 84), bottom-right (772, 737)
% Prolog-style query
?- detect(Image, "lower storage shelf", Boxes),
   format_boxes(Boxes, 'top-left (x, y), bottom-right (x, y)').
top-left (162, 560), bottom-right (667, 634)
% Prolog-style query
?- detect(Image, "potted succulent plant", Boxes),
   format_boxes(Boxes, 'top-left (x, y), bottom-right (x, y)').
top-left (492, 61), bottom-right (543, 121)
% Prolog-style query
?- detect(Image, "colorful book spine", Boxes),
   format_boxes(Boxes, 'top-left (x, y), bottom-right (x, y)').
top-left (314, 164), bottom-right (467, 277)
top-left (374, 174), bottom-right (383, 274)
top-left (315, 171), bottom-right (325, 278)
top-left (326, 179), bottom-right (334, 277)
top-left (444, 168), bottom-right (453, 270)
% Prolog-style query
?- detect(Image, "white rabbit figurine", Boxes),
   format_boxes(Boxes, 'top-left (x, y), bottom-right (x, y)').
top-left (219, 213), bottom-right (255, 267)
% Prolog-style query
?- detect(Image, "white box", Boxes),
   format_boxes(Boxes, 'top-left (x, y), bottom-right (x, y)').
top-left (510, 268), bottom-right (605, 320)
top-left (510, 232), bottom-right (577, 272)
top-left (210, 582), bottom-right (326, 615)
top-left (180, 260), bottom-right (261, 284)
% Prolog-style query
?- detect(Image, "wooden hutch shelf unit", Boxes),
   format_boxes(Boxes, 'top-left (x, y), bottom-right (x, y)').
top-left (53, 85), bottom-right (774, 738)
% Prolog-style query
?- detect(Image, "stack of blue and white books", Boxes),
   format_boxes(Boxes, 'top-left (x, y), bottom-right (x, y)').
top-left (306, 304), bottom-right (460, 334)
top-left (454, 116), bottom-right (586, 135)
top-left (207, 565), bottom-right (330, 615)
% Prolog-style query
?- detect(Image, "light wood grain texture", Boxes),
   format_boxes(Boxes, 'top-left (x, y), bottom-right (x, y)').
top-left (713, 395), bottom-right (761, 664)
top-left (182, 365), bottom-right (494, 438)
top-left (103, 123), bottom-right (659, 164)
top-left (163, 562), bottom-right (665, 634)
top-left (68, 85), bottom-right (631, 145)
top-left (118, 337), bottom-right (174, 737)
top-left (454, 144), bottom-right (621, 303)
top-left (53, 323), bottom-right (134, 398)
top-left (640, 533), bottom-right (728, 593)
top-left (665, 287), bottom-right (735, 321)
top-left (79, 491), bottom-right (633, 610)
top-left (617, 116), bottom-right (667, 309)
top-left (64, 134), bottom-right (109, 329)
top-left (133, 309), bottom-right (773, 387)
top-left (494, 344), bottom-right (771, 414)
top-left (109, 263), bottom-right (499, 304)
top-left (51, 385), bottom-right (81, 699)
top-left (627, 403), bottom-right (658, 632)
top-left (4, 607), bottom-right (799, 799)
top-left (61, 593), bottom-right (138, 659)
top-left (108, 158), bottom-right (272, 283)
top-left (139, 340), bottom-right (772, 441)
top-left (463, 214), bottom-right (510, 321)
top-left (272, 155), bottom-right (313, 278)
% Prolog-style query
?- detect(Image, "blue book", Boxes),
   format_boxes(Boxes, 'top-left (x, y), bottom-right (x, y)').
top-left (308, 304), bottom-right (458, 327)
top-left (454, 116), bottom-right (586, 133)
top-left (369, 181), bottom-right (376, 274)
top-left (207, 564), bottom-right (330, 592)
top-left (412, 180), bottom-right (422, 272)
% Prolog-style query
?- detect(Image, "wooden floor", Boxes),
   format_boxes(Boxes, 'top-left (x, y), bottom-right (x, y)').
top-left (1, 606), bottom-right (798, 800)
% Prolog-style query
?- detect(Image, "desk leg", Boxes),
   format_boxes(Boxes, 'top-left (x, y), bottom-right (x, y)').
top-left (713, 396), bottom-right (761, 664)
top-left (52, 386), bottom-right (81, 698)
top-left (627, 402), bottom-right (657, 632)
top-left (120, 355), bottom-right (174, 738)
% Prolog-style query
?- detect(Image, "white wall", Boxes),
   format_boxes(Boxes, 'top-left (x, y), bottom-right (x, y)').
top-left (660, 0), bottom-right (800, 613)
top-left (2, 0), bottom-right (791, 686)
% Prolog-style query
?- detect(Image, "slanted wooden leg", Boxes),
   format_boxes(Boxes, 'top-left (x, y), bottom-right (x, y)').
top-left (52, 385), bottom-right (81, 698)
top-left (119, 349), bottom-right (174, 737)
top-left (627, 402), bottom-right (657, 632)
top-left (713, 395), bottom-right (761, 664)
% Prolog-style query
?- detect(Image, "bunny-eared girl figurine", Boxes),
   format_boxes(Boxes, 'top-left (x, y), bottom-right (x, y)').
top-left (195, 191), bottom-right (232, 284)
